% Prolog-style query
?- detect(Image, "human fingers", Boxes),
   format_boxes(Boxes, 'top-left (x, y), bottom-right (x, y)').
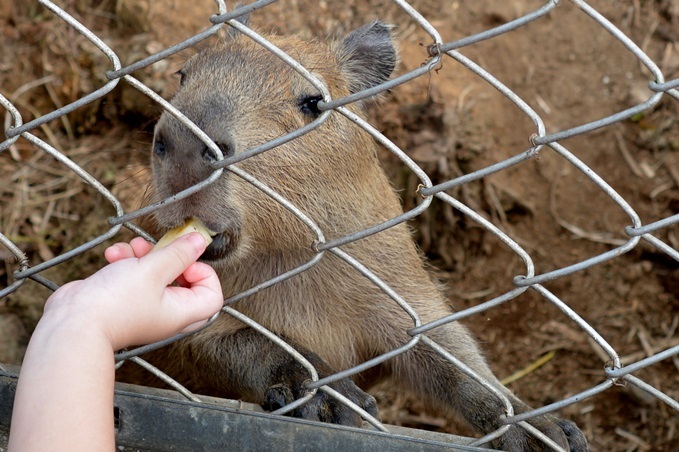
top-left (173, 260), bottom-right (220, 289)
top-left (181, 261), bottom-right (221, 288)
top-left (129, 236), bottom-right (154, 258)
top-left (104, 243), bottom-right (135, 264)
top-left (174, 262), bottom-right (223, 309)
top-left (118, 262), bottom-right (221, 345)
top-left (179, 317), bottom-right (216, 334)
top-left (104, 237), bottom-right (154, 264)
top-left (163, 265), bottom-right (223, 332)
top-left (140, 232), bottom-right (207, 286)
top-left (181, 262), bottom-right (223, 303)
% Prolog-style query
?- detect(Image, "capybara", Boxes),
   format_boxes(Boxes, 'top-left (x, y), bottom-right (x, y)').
top-left (142, 19), bottom-right (587, 451)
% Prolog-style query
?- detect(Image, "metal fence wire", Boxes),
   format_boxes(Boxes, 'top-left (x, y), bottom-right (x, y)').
top-left (1, 0), bottom-right (679, 450)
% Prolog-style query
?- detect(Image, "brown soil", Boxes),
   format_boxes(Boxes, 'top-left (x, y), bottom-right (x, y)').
top-left (1, 1), bottom-right (678, 450)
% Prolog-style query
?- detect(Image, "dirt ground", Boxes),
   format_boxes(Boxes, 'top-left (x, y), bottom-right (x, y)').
top-left (1, 1), bottom-right (678, 450)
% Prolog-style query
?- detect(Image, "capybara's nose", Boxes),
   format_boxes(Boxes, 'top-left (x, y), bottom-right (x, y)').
top-left (201, 139), bottom-right (235, 162)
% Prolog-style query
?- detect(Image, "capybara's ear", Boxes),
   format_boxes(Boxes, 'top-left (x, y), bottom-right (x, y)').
top-left (226, 11), bottom-right (250, 39)
top-left (339, 21), bottom-right (398, 94)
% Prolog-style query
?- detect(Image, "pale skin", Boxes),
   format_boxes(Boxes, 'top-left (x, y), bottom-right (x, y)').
top-left (8, 232), bottom-right (224, 451)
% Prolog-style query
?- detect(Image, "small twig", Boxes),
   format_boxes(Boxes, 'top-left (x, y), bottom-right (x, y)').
top-left (484, 181), bottom-right (509, 231)
top-left (549, 175), bottom-right (626, 246)
top-left (636, 329), bottom-right (654, 358)
top-left (44, 79), bottom-right (75, 146)
top-left (587, 337), bottom-right (614, 364)
top-left (6, 75), bottom-right (60, 160)
top-left (619, 337), bottom-right (679, 366)
top-left (614, 129), bottom-right (644, 178)
top-left (668, 230), bottom-right (679, 251)
top-left (649, 181), bottom-right (673, 199)
top-left (501, 350), bottom-right (556, 385)
top-left (555, 219), bottom-right (626, 246)
top-left (615, 427), bottom-right (651, 450)
top-left (661, 42), bottom-right (674, 74)
top-left (23, 186), bottom-right (84, 207)
top-left (6, 95), bottom-right (63, 152)
top-left (664, 153), bottom-right (679, 189)
top-left (456, 84), bottom-right (475, 114)
top-left (534, 94), bottom-right (551, 115)
top-left (39, 199), bottom-right (57, 232)
top-left (448, 286), bottom-right (496, 301)
top-left (665, 315), bottom-right (678, 340)
top-left (666, 416), bottom-right (677, 442)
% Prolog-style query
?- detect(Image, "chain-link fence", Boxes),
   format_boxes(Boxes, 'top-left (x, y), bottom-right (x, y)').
top-left (1, 0), bottom-right (678, 450)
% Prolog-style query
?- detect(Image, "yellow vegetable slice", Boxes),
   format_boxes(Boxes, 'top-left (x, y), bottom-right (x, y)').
top-left (154, 217), bottom-right (215, 250)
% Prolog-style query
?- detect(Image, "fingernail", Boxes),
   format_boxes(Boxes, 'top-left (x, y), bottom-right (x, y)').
top-left (184, 231), bottom-right (207, 252)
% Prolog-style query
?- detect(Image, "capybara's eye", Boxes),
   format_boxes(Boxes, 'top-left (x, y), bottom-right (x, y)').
top-left (298, 95), bottom-right (322, 118)
top-left (153, 138), bottom-right (166, 158)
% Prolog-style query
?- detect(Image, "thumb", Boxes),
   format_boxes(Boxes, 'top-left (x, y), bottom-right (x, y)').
top-left (141, 232), bottom-right (208, 285)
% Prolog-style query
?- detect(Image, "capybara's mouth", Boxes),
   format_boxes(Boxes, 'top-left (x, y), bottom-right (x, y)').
top-left (200, 231), bottom-right (237, 262)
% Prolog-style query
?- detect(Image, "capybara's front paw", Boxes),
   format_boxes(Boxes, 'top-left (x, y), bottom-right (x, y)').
top-left (495, 414), bottom-right (588, 451)
top-left (263, 377), bottom-right (378, 427)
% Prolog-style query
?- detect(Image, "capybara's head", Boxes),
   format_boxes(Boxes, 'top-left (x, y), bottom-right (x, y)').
top-left (150, 21), bottom-right (397, 264)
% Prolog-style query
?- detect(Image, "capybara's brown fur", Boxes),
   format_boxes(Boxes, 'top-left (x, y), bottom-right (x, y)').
top-left (140, 21), bottom-right (587, 451)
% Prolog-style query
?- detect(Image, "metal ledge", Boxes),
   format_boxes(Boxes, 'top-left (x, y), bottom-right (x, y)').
top-left (0, 364), bottom-right (485, 451)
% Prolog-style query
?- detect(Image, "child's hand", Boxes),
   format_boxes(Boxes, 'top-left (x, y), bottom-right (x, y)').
top-left (10, 233), bottom-right (223, 451)
top-left (42, 232), bottom-right (223, 351)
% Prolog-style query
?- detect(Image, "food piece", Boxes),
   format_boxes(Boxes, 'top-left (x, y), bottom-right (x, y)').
top-left (154, 217), bottom-right (215, 250)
